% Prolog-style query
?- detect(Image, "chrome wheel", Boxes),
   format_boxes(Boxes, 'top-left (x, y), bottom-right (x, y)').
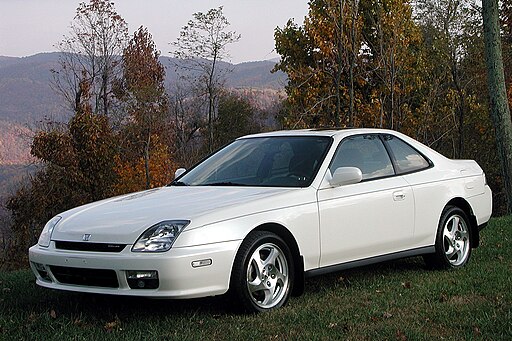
top-left (442, 214), bottom-right (470, 266)
top-left (246, 242), bottom-right (289, 309)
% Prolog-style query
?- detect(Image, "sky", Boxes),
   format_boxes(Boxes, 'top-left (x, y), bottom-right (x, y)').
top-left (0, 0), bottom-right (309, 64)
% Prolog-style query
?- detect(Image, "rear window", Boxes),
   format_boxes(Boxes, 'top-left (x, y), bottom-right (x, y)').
top-left (383, 135), bottom-right (430, 174)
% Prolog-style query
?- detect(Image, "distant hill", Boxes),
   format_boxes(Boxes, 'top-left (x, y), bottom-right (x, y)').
top-left (0, 53), bottom-right (287, 166)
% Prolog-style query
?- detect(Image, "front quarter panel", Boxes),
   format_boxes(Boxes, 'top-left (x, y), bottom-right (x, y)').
top-left (174, 201), bottom-right (321, 271)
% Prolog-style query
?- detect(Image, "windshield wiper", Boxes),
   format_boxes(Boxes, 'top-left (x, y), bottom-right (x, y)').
top-left (204, 182), bottom-right (248, 186)
top-left (170, 181), bottom-right (189, 186)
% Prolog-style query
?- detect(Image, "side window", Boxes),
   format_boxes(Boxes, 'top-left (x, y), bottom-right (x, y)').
top-left (383, 135), bottom-right (430, 174)
top-left (330, 135), bottom-right (394, 180)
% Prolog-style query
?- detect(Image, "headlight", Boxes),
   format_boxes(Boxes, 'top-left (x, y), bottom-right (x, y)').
top-left (132, 220), bottom-right (190, 252)
top-left (38, 216), bottom-right (62, 247)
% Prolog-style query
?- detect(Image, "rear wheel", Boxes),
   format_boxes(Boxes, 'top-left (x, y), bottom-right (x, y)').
top-left (231, 231), bottom-right (294, 312)
top-left (424, 206), bottom-right (472, 269)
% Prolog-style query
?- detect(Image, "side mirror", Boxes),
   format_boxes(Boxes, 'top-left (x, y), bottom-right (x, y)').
top-left (174, 168), bottom-right (186, 179)
top-left (329, 167), bottom-right (362, 187)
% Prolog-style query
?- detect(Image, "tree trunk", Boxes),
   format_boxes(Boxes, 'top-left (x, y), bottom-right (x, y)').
top-left (144, 134), bottom-right (151, 190)
top-left (207, 53), bottom-right (218, 153)
top-left (348, 0), bottom-right (359, 128)
top-left (483, 0), bottom-right (512, 214)
top-left (335, 0), bottom-right (345, 127)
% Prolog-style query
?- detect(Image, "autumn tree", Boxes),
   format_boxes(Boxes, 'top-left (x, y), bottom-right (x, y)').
top-left (5, 79), bottom-right (117, 267)
top-left (358, 0), bottom-right (423, 132)
top-left (114, 26), bottom-right (173, 191)
top-left (52, 0), bottom-right (128, 116)
top-left (483, 0), bottom-right (512, 213)
top-left (274, 0), bottom-right (420, 130)
top-left (274, 0), bottom-right (359, 128)
top-left (172, 7), bottom-right (241, 152)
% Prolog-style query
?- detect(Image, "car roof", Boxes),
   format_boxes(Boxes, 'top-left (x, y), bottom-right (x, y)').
top-left (240, 128), bottom-right (401, 139)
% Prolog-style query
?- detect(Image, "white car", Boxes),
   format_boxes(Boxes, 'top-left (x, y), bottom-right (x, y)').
top-left (29, 129), bottom-right (492, 312)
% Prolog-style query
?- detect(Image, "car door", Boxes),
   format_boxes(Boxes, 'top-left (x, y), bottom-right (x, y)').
top-left (317, 134), bottom-right (415, 268)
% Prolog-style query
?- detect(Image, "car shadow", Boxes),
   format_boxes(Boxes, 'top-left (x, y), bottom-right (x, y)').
top-left (304, 256), bottom-right (428, 294)
top-left (15, 256), bottom-right (428, 317)
top-left (50, 291), bottom-right (237, 317)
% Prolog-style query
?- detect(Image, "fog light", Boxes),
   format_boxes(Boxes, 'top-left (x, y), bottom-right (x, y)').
top-left (191, 259), bottom-right (212, 268)
top-left (32, 262), bottom-right (51, 282)
top-left (126, 270), bottom-right (159, 289)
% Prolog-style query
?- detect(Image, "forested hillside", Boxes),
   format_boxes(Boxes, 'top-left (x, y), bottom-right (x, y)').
top-left (0, 53), bottom-right (285, 165)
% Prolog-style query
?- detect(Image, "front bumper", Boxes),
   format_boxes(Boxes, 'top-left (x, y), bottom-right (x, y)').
top-left (29, 239), bottom-right (241, 299)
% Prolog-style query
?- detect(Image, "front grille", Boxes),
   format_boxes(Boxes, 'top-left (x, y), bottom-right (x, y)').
top-left (50, 266), bottom-right (119, 288)
top-left (55, 241), bottom-right (126, 253)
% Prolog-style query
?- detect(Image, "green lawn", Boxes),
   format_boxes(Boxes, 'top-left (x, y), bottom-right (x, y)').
top-left (1, 216), bottom-right (510, 340)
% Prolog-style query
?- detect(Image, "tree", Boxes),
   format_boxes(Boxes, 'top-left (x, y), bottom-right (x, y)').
top-left (415, 0), bottom-right (482, 158)
top-left (52, 0), bottom-right (128, 116)
top-left (172, 7), bottom-right (240, 152)
top-left (115, 26), bottom-right (172, 190)
top-left (213, 92), bottom-right (261, 149)
top-left (5, 78), bottom-right (117, 266)
top-left (274, 0), bottom-right (419, 130)
top-left (483, 0), bottom-right (512, 213)
top-left (274, 0), bottom-right (353, 128)
top-left (359, 0), bottom-right (422, 132)
top-left (169, 84), bottom-right (204, 168)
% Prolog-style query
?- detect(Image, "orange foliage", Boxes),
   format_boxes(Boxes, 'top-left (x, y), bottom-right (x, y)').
top-left (113, 135), bottom-right (177, 195)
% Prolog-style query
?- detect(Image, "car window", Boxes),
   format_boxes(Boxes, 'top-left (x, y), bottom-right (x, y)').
top-left (330, 135), bottom-right (394, 180)
top-left (383, 135), bottom-right (430, 174)
top-left (176, 136), bottom-right (332, 187)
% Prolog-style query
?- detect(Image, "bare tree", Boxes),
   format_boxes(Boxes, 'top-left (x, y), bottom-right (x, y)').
top-left (51, 0), bottom-right (128, 116)
top-left (171, 7), bottom-right (240, 153)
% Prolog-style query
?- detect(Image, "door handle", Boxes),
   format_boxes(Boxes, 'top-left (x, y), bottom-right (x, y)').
top-left (393, 191), bottom-right (406, 201)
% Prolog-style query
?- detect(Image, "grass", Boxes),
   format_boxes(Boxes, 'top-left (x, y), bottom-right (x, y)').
top-left (0, 216), bottom-right (510, 340)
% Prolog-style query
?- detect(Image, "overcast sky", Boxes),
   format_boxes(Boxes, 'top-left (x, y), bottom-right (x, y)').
top-left (0, 0), bottom-right (309, 64)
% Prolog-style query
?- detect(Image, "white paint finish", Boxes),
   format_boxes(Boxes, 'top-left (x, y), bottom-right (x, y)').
top-left (28, 128), bottom-right (493, 300)
top-left (29, 239), bottom-right (240, 298)
top-left (318, 176), bottom-right (414, 266)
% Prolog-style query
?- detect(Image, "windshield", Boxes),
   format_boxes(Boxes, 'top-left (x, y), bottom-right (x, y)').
top-left (174, 136), bottom-right (332, 187)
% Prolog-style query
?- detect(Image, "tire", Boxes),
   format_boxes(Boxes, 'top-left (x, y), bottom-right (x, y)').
top-left (424, 206), bottom-right (472, 269)
top-left (230, 231), bottom-right (294, 312)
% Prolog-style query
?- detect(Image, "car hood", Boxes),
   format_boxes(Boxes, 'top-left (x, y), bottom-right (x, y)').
top-left (51, 186), bottom-right (302, 244)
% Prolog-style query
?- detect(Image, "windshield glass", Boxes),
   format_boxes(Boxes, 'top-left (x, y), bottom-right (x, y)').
top-left (174, 136), bottom-right (332, 187)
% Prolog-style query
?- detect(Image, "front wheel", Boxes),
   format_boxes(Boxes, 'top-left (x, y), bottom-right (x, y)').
top-left (424, 206), bottom-right (472, 269)
top-left (231, 231), bottom-right (294, 312)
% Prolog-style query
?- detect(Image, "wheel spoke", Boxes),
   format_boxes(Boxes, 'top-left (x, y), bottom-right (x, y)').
top-left (444, 234), bottom-right (455, 250)
top-left (453, 248), bottom-right (462, 262)
top-left (275, 271), bottom-right (286, 285)
top-left (445, 244), bottom-right (456, 260)
top-left (248, 277), bottom-right (265, 294)
top-left (452, 216), bottom-right (460, 232)
top-left (261, 287), bottom-right (274, 306)
top-left (459, 229), bottom-right (469, 240)
top-left (443, 228), bottom-right (452, 241)
top-left (249, 256), bottom-right (265, 280)
top-left (456, 240), bottom-right (466, 252)
top-left (263, 247), bottom-right (280, 267)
